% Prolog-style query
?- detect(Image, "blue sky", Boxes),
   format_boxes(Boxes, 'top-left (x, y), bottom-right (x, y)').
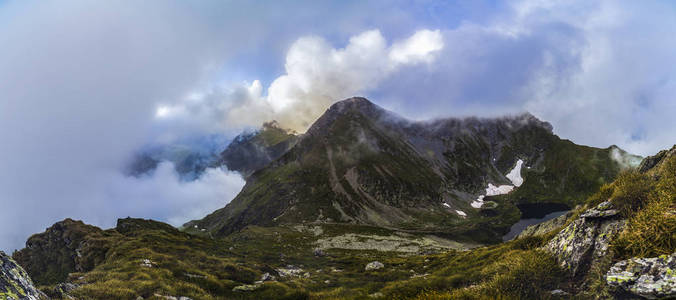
top-left (1, 0), bottom-right (676, 251)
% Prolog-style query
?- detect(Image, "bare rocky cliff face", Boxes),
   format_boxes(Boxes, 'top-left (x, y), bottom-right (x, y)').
top-left (0, 251), bottom-right (45, 300)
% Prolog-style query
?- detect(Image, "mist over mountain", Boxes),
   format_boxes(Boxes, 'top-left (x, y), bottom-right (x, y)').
top-left (186, 97), bottom-right (628, 244)
top-left (2, 1), bottom-right (676, 299)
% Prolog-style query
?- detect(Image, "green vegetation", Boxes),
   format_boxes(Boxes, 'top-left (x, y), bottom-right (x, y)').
top-left (15, 216), bottom-right (569, 299)
top-left (14, 150), bottom-right (676, 299)
top-left (13, 219), bottom-right (117, 285)
top-left (503, 141), bottom-right (622, 208)
top-left (567, 152), bottom-right (676, 297)
top-left (612, 155), bottom-right (676, 259)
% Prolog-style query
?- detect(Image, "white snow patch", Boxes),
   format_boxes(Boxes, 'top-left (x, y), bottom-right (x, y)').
top-left (471, 195), bottom-right (485, 208)
top-left (442, 203), bottom-right (451, 208)
top-left (455, 210), bottom-right (467, 217)
top-left (471, 159), bottom-right (526, 208)
top-left (485, 183), bottom-right (515, 196)
top-left (505, 159), bottom-right (524, 187)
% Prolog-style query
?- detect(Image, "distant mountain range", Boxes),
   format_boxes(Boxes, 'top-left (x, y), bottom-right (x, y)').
top-left (11, 97), bottom-right (672, 300)
top-left (185, 97), bottom-right (635, 243)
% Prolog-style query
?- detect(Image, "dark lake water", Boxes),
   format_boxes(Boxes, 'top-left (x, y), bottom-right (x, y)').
top-left (502, 203), bottom-right (570, 241)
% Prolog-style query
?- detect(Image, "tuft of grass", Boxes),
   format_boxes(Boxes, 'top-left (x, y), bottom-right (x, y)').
top-left (477, 250), bottom-right (563, 299)
top-left (612, 155), bottom-right (676, 259)
top-left (586, 183), bottom-right (615, 208)
top-left (609, 171), bottom-right (653, 218)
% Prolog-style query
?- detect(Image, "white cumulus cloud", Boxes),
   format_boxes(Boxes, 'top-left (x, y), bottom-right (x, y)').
top-left (157, 29), bottom-right (445, 132)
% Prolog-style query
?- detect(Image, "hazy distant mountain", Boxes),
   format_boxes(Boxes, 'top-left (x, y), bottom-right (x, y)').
top-left (217, 121), bottom-right (299, 179)
top-left (126, 135), bottom-right (231, 180)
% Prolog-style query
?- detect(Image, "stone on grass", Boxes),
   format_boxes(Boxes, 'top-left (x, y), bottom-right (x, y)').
top-left (365, 261), bottom-right (384, 271)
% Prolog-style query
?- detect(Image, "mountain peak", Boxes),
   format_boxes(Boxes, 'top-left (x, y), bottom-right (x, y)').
top-left (306, 97), bottom-right (394, 136)
top-left (324, 97), bottom-right (385, 118)
top-left (329, 96), bottom-right (374, 109)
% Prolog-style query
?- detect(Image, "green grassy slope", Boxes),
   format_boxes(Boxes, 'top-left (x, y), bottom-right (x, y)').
top-left (14, 149), bottom-right (675, 299)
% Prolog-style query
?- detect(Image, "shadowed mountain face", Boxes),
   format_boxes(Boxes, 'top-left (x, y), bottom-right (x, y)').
top-left (186, 97), bottom-right (627, 242)
top-left (218, 121), bottom-right (299, 179)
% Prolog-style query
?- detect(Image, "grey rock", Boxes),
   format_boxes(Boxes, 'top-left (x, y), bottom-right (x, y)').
top-left (140, 258), bottom-right (154, 268)
top-left (232, 284), bottom-right (260, 292)
top-left (517, 211), bottom-right (572, 239)
top-left (276, 265), bottom-right (305, 278)
top-left (579, 201), bottom-right (619, 219)
top-left (153, 294), bottom-right (193, 300)
top-left (0, 251), bottom-right (46, 300)
top-left (183, 272), bottom-right (206, 279)
top-left (313, 248), bottom-right (325, 257)
top-left (638, 145), bottom-right (676, 173)
top-left (51, 282), bottom-right (78, 299)
top-left (259, 272), bottom-right (275, 282)
top-left (549, 289), bottom-right (569, 296)
top-left (545, 201), bottom-right (625, 276)
top-left (607, 252), bottom-right (676, 299)
top-left (365, 261), bottom-right (384, 271)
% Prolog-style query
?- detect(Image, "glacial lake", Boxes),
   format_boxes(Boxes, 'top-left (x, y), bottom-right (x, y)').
top-left (502, 203), bottom-right (570, 241)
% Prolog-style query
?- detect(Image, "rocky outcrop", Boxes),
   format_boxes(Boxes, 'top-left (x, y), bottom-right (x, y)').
top-left (638, 145), bottom-right (676, 173)
top-left (12, 219), bottom-right (114, 285)
top-left (0, 251), bottom-right (45, 299)
top-left (545, 201), bottom-right (626, 277)
top-left (517, 211), bottom-right (573, 239)
top-left (606, 252), bottom-right (676, 299)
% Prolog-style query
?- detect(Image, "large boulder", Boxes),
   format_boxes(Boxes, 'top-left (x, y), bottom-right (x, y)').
top-left (365, 261), bottom-right (384, 271)
top-left (0, 251), bottom-right (46, 299)
top-left (544, 201), bottom-right (625, 276)
top-left (606, 252), bottom-right (676, 299)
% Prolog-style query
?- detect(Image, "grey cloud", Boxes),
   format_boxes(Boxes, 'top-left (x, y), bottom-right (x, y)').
top-left (0, 0), bottom-right (456, 252)
top-left (372, 0), bottom-right (676, 156)
top-left (2, 0), bottom-right (675, 252)
top-left (0, 0), bottom-right (252, 251)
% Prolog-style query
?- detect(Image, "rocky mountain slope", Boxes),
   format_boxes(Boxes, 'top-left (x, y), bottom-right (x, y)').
top-left (187, 97), bottom-right (628, 243)
top-left (0, 251), bottom-right (45, 299)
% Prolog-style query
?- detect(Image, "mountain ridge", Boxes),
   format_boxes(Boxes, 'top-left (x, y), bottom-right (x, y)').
top-left (186, 97), bottom-right (628, 242)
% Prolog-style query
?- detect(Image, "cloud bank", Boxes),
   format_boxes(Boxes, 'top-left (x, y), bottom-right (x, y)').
top-left (374, 0), bottom-right (676, 156)
top-left (2, 0), bottom-right (676, 252)
top-left (0, 0), bottom-right (246, 251)
top-left (157, 29), bottom-right (444, 132)
top-left (105, 163), bottom-right (244, 227)
top-left (0, 0), bottom-right (447, 252)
